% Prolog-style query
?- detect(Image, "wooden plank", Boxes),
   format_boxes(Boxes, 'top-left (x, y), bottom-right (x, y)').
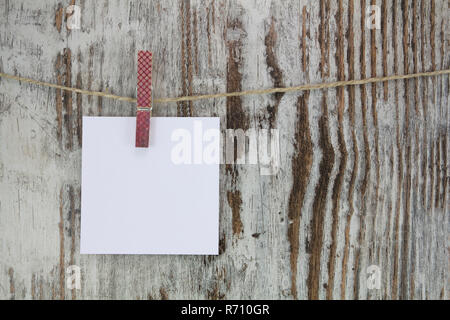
top-left (0, 0), bottom-right (448, 299)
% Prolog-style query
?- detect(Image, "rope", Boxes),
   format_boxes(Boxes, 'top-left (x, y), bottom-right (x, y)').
top-left (0, 69), bottom-right (449, 104)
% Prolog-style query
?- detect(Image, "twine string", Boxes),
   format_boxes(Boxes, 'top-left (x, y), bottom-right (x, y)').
top-left (0, 69), bottom-right (449, 104)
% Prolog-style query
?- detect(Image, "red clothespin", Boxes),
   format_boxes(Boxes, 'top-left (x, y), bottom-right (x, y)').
top-left (136, 51), bottom-right (153, 147)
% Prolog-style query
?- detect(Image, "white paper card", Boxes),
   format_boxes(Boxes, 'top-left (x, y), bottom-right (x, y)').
top-left (81, 117), bottom-right (220, 255)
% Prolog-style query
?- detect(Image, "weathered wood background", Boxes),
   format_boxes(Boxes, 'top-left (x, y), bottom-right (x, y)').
top-left (0, 0), bottom-right (448, 300)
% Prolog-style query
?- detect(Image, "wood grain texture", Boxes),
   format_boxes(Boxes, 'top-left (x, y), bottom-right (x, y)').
top-left (0, 0), bottom-right (448, 300)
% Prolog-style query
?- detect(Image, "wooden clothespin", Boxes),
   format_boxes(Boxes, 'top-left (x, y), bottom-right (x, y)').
top-left (136, 51), bottom-right (153, 148)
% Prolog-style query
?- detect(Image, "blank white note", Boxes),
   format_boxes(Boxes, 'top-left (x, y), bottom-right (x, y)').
top-left (81, 117), bottom-right (220, 255)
